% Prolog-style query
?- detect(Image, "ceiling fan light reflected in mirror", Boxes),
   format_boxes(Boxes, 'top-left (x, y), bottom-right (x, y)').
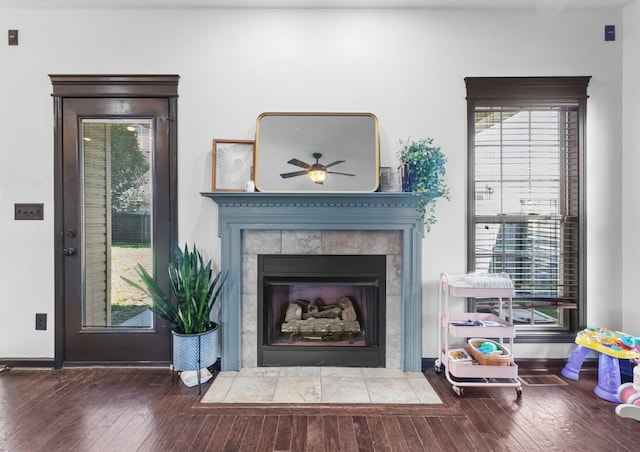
top-left (280, 152), bottom-right (354, 185)
top-left (308, 168), bottom-right (327, 184)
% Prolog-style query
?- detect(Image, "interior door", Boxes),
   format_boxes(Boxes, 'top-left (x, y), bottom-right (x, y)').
top-left (59, 96), bottom-right (175, 365)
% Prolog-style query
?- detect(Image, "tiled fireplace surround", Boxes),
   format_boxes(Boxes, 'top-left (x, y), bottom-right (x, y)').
top-left (203, 192), bottom-right (424, 372)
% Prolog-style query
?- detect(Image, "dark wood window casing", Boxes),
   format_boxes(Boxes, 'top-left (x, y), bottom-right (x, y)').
top-left (465, 77), bottom-right (590, 339)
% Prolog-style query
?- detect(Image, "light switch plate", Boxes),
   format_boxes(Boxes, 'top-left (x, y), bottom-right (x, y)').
top-left (15, 203), bottom-right (44, 220)
top-left (8, 30), bottom-right (18, 46)
top-left (605, 25), bottom-right (615, 42)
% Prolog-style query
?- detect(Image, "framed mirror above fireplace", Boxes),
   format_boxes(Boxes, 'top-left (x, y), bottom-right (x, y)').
top-left (257, 254), bottom-right (386, 367)
top-left (254, 112), bottom-right (380, 193)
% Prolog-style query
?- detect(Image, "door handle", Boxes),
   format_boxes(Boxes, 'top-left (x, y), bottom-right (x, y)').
top-left (63, 247), bottom-right (77, 257)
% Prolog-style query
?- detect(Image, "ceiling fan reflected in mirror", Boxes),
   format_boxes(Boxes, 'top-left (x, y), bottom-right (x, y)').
top-left (280, 152), bottom-right (355, 185)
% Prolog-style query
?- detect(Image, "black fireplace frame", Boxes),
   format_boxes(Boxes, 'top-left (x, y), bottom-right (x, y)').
top-left (257, 254), bottom-right (386, 367)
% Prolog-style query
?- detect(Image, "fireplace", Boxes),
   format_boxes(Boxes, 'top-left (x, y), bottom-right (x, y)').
top-left (202, 192), bottom-right (424, 372)
top-left (258, 254), bottom-right (386, 367)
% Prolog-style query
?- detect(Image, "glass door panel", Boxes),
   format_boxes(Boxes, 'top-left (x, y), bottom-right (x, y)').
top-left (81, 119), bottom-right (153, 329)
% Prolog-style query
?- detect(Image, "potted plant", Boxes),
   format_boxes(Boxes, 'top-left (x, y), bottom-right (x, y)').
top-left (122, 243), bottom-right (227, 385)
top-left (397, 137), bottom-right (450, 232)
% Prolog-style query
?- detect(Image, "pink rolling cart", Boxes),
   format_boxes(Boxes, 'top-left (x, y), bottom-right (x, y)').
top-left (435, 273), bottom-right (522, 397)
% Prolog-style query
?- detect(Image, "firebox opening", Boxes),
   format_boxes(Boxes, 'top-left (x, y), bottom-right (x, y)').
top-left (266, 281), bottom-right (375, 347)
top-left (258, 254), bottom-right (386, 367)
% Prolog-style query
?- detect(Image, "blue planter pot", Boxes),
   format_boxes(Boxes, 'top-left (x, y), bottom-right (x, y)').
top-left (171, 326), bottom-right (217, 371)
top-left (400, 163), bottom-right (417, 192)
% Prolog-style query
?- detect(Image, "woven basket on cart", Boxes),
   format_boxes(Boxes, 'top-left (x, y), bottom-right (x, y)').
top-left (467, 338), bottom-right (512, 366)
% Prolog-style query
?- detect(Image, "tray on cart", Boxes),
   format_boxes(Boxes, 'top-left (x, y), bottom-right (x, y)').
top-left (442, 312), bottom-right (515, 338)
top-left (443, 351), bottom-right (519, 379)
top-left (440, 273), bottom-right (515, 298)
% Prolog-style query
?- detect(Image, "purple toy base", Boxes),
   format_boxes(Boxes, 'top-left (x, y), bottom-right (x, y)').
top-left (594, 353), bottom-right (621, 403)
top-left (561, 345), bottom-right (590, 381)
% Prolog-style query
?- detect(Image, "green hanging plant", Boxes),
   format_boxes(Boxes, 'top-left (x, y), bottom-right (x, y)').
top-left (397, 137), bottom-right (450, 232)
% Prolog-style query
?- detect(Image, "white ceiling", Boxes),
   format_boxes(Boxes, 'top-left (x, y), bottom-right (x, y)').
top-left (0, 0), bottom-right (634, 9)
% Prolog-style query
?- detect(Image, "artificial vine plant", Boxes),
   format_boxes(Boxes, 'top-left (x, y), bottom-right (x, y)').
top-left (397, 137), bottom-right (450, 232)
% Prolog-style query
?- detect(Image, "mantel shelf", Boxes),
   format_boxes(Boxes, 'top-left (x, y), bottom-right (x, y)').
top-left (201, 192), bottom-right (423, 233)
top-left (201, 191), bottom-right (418, 206)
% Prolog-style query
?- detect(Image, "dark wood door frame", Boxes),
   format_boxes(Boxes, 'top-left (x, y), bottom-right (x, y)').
top-left (50, 75), bottom-right (179, 369)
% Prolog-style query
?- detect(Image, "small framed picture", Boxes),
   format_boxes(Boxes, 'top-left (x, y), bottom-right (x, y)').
top-left (378, 166), bottom-right (401, 192)
top-left (212, 139), bottom-right (255, 191)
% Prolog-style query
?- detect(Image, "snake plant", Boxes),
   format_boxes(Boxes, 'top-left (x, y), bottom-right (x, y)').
top-left (122, 243), bottom-right (227, 334)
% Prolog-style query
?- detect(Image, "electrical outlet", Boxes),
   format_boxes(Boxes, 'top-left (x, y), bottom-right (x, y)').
top-left (35, 313), bottom-right (47, 330)
top-left (15, 203), bottom-right (44, 220)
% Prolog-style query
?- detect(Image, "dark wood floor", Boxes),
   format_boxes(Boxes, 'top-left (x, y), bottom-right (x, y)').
top-left (0, 364), bottom-right (637, 451)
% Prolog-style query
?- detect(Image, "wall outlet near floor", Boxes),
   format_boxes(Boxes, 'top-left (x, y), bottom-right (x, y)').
top-left (35, 313), bottom-right (47, 330)
top-left (8, 30), bottom-right (18, 46)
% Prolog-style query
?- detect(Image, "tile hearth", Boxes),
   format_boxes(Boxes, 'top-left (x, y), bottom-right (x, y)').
top-left (201, 367), bottom-right (442, 404)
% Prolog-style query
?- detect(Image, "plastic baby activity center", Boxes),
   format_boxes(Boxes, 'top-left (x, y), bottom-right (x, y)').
top-left (561, 327), bottom-right (640, 421)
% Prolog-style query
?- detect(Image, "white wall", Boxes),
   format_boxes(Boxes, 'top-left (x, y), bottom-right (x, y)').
top-left (0, 6), bottom-right (626, 360)
top-left (623, 1), bottom-right (640, 336)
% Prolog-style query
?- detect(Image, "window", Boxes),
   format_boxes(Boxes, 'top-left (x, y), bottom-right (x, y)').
top-left (465, 77), bottom-right (590, 337)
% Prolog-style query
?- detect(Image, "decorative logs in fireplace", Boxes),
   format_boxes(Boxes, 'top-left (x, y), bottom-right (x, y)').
top-left (258, 254), bottom-right (386, 368)
top-left (281, 296), bottom-right (361, 343)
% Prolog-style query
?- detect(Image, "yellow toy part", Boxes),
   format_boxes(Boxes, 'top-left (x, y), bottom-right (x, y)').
top-left (575, 327), bottom-right (640, 359)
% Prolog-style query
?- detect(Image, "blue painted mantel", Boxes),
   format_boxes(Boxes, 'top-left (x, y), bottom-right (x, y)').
top-left (201, 192), bottom-right (424, 372)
